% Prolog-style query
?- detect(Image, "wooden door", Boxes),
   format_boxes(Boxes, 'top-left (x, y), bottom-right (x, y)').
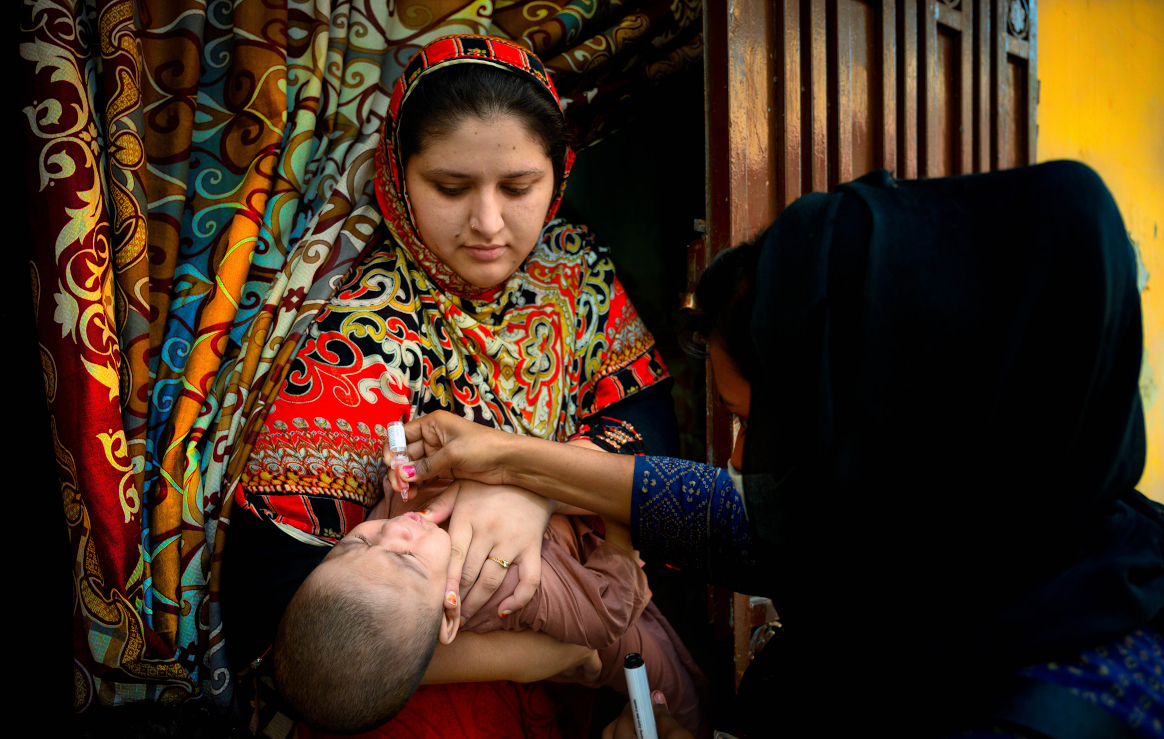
top-left (700, 0), bottom-right (1037, 691)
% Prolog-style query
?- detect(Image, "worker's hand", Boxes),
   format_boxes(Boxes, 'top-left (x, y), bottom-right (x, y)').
top-left (417, 479), bottom-right (552, 620)
top-left (601, 692), bottom-right (692, 739)
top-left (380, 470), bottom-right (454, 509)
top-left (388, 411), bottom-right (515, 490)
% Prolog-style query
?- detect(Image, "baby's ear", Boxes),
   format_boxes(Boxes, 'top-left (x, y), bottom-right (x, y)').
top-left (437, 605), bottom-right (460, 645)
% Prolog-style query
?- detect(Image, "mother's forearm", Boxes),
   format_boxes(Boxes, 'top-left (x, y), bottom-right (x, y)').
top-left (500, 435), bottom-right (636, 524)
top-left (422, 630), bottom-right (593, 684)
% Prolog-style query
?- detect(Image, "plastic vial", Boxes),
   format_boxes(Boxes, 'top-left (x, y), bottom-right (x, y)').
top-left (387, 420), bottom-right (409, 499)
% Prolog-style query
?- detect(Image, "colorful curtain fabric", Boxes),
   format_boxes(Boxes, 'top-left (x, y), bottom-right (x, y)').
top-left (21, 0), bottom-right (701, 712)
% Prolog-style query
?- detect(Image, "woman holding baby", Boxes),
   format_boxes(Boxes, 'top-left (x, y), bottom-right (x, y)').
top-left (223, 34), bottom-right (698, 739)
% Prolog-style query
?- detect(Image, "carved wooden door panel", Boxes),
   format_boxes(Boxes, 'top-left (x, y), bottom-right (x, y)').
top-left (700, 0), bottom-right (1037, 692)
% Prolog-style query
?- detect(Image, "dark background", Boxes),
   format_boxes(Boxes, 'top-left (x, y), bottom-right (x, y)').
top-left (558, 62), bottom-right (722, 735)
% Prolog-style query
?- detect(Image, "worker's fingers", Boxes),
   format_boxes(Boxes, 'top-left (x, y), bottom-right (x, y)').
top-left (383, 456), bottom-right (416, 500)
top-left (397, 411), bottom-right (509, 485)
top-left (403, 450), bottom-right (445, 482)
top-left (600, 701), bottom-right (629, 739)
top-left (601, 691), bottom-right (690, 739)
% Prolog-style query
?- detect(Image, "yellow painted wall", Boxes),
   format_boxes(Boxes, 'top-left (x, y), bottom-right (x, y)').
top-left (1037, 0), bottom-right (1164, 500)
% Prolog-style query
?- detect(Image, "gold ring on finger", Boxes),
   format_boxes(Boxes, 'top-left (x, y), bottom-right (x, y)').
top-left (487, 556), bottom-right (511, 568)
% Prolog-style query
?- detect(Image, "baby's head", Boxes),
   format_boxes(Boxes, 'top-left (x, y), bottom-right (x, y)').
top-left (274, 514), bottom-right (459, 734)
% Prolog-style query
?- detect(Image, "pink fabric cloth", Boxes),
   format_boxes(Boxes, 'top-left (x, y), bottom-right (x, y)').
top-left (463, 515), bottom-right (708, 738)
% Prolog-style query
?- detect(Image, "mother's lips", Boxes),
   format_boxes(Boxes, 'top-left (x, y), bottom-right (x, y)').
top-left (463, 244), bottom-right (506, 260)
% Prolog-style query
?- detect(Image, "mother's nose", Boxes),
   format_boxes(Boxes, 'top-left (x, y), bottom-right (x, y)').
top-left (469, 190), bottom-right (504, 238)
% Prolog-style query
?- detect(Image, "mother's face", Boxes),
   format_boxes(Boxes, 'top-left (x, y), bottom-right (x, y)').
top-left (404, 113), bottom-right (556, 289)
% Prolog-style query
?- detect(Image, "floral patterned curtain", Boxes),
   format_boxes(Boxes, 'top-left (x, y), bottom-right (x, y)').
top-left (21, 0), bottom-right (701, 711)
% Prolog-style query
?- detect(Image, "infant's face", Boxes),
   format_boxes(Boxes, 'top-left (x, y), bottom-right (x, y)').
top-left (321, 513), bottom-right (451, 607)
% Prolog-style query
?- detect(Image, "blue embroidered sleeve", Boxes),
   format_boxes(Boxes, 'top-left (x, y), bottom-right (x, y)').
top-left (631, 455), bottom-right (757, 593)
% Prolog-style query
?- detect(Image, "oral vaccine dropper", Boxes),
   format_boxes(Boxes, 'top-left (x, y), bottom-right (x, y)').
top-left (387, 421), bottom-right (409, 500)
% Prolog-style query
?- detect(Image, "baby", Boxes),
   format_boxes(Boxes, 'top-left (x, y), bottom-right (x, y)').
top-left (273, 499), bottom-right (706, 736)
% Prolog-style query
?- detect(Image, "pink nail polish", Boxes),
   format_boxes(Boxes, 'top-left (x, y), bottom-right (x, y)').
top-left (402, 465), bottom-right (416, 479)
top-left (652, 690), bottom-right (665, 705)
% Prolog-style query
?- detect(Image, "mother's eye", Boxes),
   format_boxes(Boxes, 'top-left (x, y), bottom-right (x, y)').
top-left (436, 185), bottom-right (466, 196)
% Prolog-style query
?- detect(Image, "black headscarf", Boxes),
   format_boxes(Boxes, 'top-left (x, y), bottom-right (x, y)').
top-left (738, 162), bottom-right (1163, 730)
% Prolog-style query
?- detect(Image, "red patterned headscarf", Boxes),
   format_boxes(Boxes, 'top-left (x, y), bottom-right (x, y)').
top-left (239, 34), bottom-right (669, 538)
top-left (373, 35), bottom-right (577, 298)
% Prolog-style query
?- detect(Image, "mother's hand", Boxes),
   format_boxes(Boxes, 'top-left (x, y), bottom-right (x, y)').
top-left (413, 478), bottom-right (553, 621)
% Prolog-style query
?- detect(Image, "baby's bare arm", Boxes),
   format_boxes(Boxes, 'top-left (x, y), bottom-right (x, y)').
top-left (421, 630), bottom-right (594, 684)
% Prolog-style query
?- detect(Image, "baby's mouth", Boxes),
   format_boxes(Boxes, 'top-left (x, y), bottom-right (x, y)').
top-left (403, 511), bottom-right (423, 523)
